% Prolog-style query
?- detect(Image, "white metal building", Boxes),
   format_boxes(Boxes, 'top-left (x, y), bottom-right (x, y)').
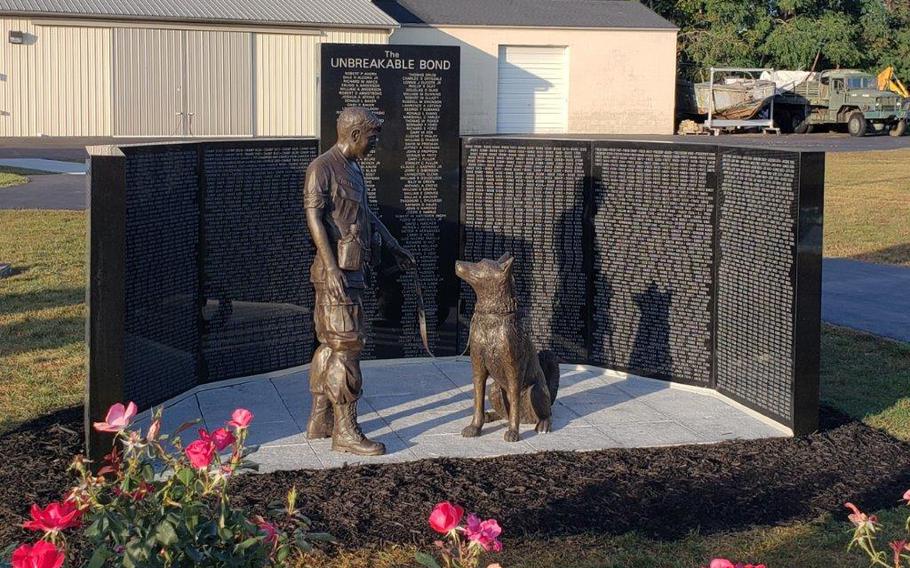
top-left (0, 0), bottom-right (677, 137)
top-left (0, 0), bottom-right (394, 137)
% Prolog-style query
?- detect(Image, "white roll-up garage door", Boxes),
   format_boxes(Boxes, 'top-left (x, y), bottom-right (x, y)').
top-left (496, 45), bottom-right (568, 134)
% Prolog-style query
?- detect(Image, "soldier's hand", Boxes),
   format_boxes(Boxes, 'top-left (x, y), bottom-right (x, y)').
top-left (325, 266), bottom-right (348, 301)
top-left (394, 246), bottom-right (416, 270)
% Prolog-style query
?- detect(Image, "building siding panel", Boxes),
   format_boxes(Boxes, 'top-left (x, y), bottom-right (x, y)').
top-left (254, 28), bottom-right (385, 136)
top-left (112, 27), bottom-right (184, 136)
top-left (1, 17), bottom-right (112, 136)
top-left (186, 29), bottom-right (253, 135)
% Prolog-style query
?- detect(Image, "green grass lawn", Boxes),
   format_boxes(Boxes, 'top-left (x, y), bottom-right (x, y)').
top-left (0, 144), bottom-right (908, 567)
top-left (824, 148), bottom-right (910, 266)
top-left (0, 171), bottom-right (29, 188)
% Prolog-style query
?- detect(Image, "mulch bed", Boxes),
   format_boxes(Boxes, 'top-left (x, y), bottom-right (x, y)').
top-left (3, 405), bottom-right (910, 562)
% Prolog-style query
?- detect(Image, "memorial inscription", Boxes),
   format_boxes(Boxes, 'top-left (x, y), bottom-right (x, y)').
top-left (321, 44), bottom-right (460, 358)
top-left (715, 149), bottom-right (799, 422)
top-left (460, 139), bottom-right (589, 361)
top-left (590, 143), bottom-right (716, 385)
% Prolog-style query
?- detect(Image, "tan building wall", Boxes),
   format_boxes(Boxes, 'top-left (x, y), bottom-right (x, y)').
top-left (390, 25), bottom-right (678, 135)
top-left (0, 16), bottom-right (387, 137)
top-left (256, 28), bottom-right (386, 137)
top-left (0, 17), bottom-right (113, 136)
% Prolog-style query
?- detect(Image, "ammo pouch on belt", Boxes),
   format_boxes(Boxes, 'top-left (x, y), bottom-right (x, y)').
top-left (337, 223), bottom-right (364, 271)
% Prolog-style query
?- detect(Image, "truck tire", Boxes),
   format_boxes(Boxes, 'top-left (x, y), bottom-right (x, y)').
top-left (796, 122), bottom-right (815, 134)
top-left (847, 112), bottom-right (868, 137)
top-left (889, 119), bottom-right (907, 137)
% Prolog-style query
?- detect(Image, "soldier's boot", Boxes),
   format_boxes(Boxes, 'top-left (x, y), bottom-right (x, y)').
top-left (331, 402), bottom-right (385, 456)
top-left (305, 394), bottom-right (334, 439)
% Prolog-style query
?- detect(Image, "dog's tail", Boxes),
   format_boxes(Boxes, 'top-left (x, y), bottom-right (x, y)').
top-left (537, 350), bottom-right (560, 403)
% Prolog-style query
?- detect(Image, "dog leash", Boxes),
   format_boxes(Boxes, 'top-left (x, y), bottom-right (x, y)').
top-left (410, 268), bottom-right (471, 358)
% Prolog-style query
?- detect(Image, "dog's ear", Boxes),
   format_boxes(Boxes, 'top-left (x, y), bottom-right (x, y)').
top-left (499, 254), bottom-right (514, 274)
top-left (496, 252), bottom-right (511, 264)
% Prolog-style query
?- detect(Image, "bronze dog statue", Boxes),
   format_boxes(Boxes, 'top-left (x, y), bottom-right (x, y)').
top-left (455, 253), bottom-right (560, 442)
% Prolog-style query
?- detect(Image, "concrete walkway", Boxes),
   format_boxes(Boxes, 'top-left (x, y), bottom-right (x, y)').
top-left (0, 174), bottom-right (85, 210)
top-left (823, 258), bottom-right (910, 342)
top-left (133, 358), bottom-right (788, 473)
top-left (0, 158), bottom-right (86, 174)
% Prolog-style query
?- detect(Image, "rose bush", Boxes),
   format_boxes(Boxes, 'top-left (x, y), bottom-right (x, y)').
top-left (844, 491), bottom-right (910, 568)
top-left (417, 501), bottom-right (503, 568)
top-left (1, 402), bottom-right (334, 567)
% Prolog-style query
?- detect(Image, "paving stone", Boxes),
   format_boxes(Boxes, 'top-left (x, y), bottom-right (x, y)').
top-left (556, 382), bottom-right (634, 408)
top-left (142, 360), bottom-right (790, 472)
top-left (248, 444), bottom-right (322, 473)
top-left (366, 389), bottom-right (473, 421)
top-left (197, 381), bottom-right (292, 424)
top-left (409, 432), bottom-right (536, 460)
top-left (611, 377), bottom-right (674, 396)
top-left (432, 358), bottom-right (473, 387)
top-left (241, 419), bottom-right (310, 448)
top-left (683, 415), bottom-right (787, 441)
top-left (523, 426), bottom-right (622, 452)
top-left (603, 420), bottom-right (704, 448)
top-left (637, 390), bottom-right (744, 420)
top-left (573, 398), bottom-right (670, 426)
top-left (363, 364), bottom-right (456, 396)
top-left (134, 395), bottom-right (208, 441)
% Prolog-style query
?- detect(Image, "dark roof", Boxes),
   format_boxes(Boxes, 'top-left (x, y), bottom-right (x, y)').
top-left (0, 0), bottom-right (398, 28)
top-left (373, 0), bottom-right (677, 29)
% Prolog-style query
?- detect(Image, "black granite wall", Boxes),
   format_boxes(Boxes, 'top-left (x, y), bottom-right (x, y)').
top-left (460, 137), bottom-right (823, 434)
top-left (88, 136), bottom-right (822, 464)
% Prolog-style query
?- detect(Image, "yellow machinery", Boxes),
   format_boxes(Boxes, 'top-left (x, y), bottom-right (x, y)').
top-left (878, 66), bottom-right (910, 99)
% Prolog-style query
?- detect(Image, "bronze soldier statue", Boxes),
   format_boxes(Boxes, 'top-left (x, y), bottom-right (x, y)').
top-left (303, 107), bottom-right (415, 456)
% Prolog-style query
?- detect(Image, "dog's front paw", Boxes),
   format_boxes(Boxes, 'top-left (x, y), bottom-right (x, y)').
top-left (535, 418), bottom-right (552, 433)
top-left (503, 429), bottom-right (520, 442)
top-left (461, 424), bottom-right (482, 438)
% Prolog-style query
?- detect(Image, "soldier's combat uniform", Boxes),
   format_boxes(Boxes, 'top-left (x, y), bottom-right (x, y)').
top-left (303, 144), bottom-right (398, 455)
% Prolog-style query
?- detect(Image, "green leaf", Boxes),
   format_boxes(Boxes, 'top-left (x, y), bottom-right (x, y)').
top-left (86, 546), bottom-right (114, 568)
top-left (176, 467), bottom-right (194, 486)
top-left (84, 518), bottom-right (103, 539)
top-left (235, 537), bottom-right (261, 552)
top-left (307, 532), bottom-right (336, 542)
top-left (295, 533), bottom-right (313, 552)
top-left (414, 551), bottom-right (442, 568)
top-left (155, 520), bottom-right (178, 546)
top-left (276, 546), bottom-right (289, 563)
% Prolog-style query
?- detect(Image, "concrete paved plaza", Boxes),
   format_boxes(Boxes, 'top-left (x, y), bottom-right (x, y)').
top-left (133, 358), bottom-right (789, 473)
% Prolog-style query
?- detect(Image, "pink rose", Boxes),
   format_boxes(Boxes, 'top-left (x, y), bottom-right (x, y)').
top-left (93, 402), bottom-right (138, 433)
top-left (227, 408), bottom-right (254, 430)
top-left (428, 501), bottom-right (464, 534)
top-left (22, 501), bottom-right (83, 532)
top-left (903, 489), bottom-right (910, 504)
top-left (11, 540), bottom-right (65, 568)
top-left (709, 560), bottom-right (735, 568)
top-left (891, 540), bottom-right (909, 567)
top-left (199, 427), bottom-right (235, 452)
top-left (254, 515), bottom-right (279, 546)
top-left (845, 502), bottom-right (878, 529)
top-left (185, 439), bottom-right (216, 469)
top-left (465, 514), bottom-right (502, 552)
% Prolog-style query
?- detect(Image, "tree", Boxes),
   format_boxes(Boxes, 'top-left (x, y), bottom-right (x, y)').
top-left (642, 0), bottom-right (910, 83)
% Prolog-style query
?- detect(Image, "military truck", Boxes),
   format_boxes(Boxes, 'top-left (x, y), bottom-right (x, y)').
top-left (774, 69), bottom-right (907, 136)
